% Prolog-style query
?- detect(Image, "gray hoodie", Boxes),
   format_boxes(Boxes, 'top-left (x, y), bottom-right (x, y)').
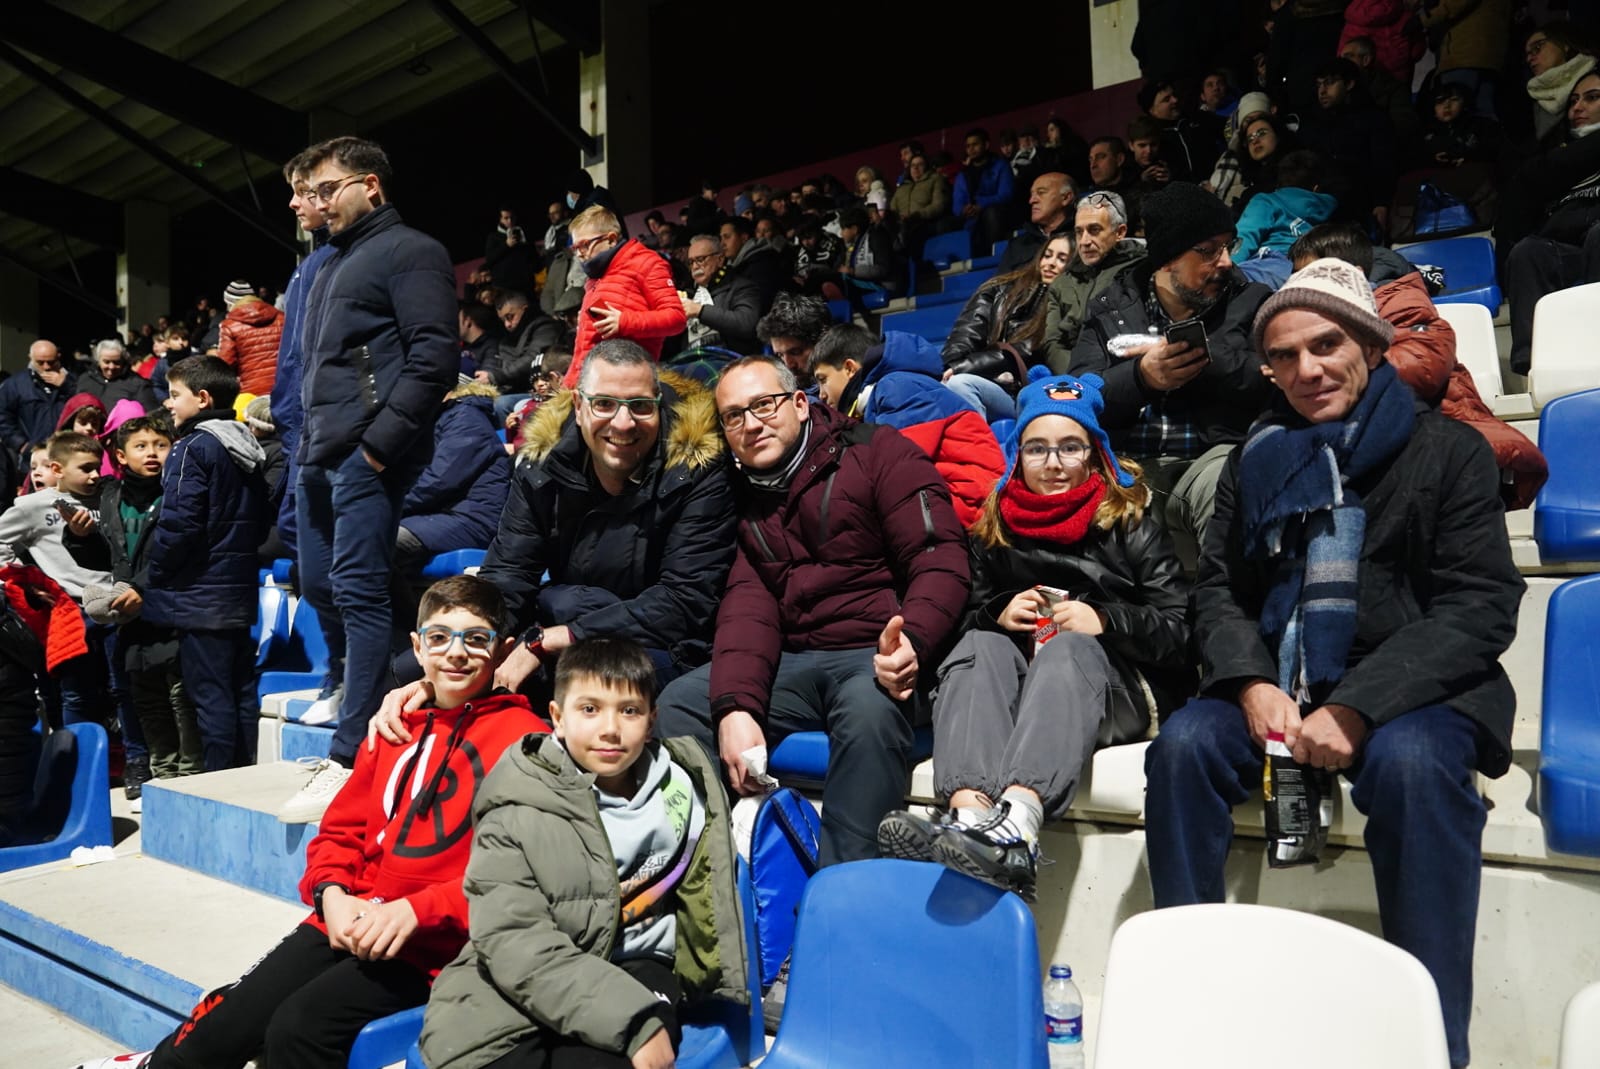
top-left (196, 418), bottom-right (266, 473)
top-left (0, 491), bottom-right (112, 602)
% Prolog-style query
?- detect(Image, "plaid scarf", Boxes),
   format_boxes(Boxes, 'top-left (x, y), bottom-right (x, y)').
top-left (1238, 362), bottom-right (1415, 701)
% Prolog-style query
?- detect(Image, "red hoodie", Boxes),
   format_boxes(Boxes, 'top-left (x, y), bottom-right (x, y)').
top-left (297, 691), bottom-right (550, 977)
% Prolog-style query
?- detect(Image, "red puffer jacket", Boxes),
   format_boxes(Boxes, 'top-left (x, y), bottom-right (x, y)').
top-left (709, 405), bottom-right (971, 721)
top-left (217, 297), bottom-right (284, 396)
top-left (1340, 0), bottom-right (1425, 85)
top-left (563, 239), bottom-right (686, 388)
top-left (298, 692), bottom-right (551, 977)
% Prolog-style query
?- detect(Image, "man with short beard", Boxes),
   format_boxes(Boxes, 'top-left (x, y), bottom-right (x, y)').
top-left (1069, 182), bottom-right (1271, 569)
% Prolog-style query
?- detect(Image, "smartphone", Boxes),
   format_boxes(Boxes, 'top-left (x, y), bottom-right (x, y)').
top-left (1165, 318), bottom-right (1209, 354)
top-left (54, 499), bottom-right (79, 521)
top-left (587, 306), bottom-right (606, 319)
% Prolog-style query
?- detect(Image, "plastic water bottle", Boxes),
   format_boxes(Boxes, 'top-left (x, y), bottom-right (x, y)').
top-left (1044, 963), bottom-right (1085, 1069)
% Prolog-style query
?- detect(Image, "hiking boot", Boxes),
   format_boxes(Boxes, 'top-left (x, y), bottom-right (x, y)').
top-left (72, 1053), bottom-right (151, 1068)
top-left (276, 758), bottom-right (351, 824)
top-left (123, 756), bottom-right (152, 802)
top-left (932, 802), bottom-right (1039, 898)
top-left (876, 808), bottom-right (949, 864)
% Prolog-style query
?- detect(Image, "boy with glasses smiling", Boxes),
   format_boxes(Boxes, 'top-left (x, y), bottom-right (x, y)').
top-left (75, 575), bottom-right (550, 1069)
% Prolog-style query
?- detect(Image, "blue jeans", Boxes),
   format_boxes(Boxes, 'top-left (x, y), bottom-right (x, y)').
top-left (1144, 698), bottom-right (1486, 1068)
top-left (296, 449), bottom-right (408, 764)
top-left (493, 393), bottom-right (530, 425)
top-left (1237, 249), bottom-right (1294, 290)
top-left (655, 647), bottom-right (919, 866)
top-left (945, 373), bottom-right (1017, 422)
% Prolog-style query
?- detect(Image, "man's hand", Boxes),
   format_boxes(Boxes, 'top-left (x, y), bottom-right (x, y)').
top-left (591, 304), bottom-right (623, 339)
top-left (1239, 678), bottom-right (1302, 749)
top-left (366, 681), bottom-right (432, 750)
top-left (1292, 703), bottom-right (1368, 770)
top-left (361, 448), bottom-right (386, 473)
top-left (717, 710), bottom-right (768, 796)
top-left (962, 203), bottom-right (980, 219)
top-left (64, 508), bottom-right (96, 536)
top-left (1135, 339), bottom-right (1209, 391)
top-left (999, 589), bottom-right (1046, 632)
top-left (873, 615), bottom-right (919, 701)
top-left (319, 888), bottom-right (365, 952)
top-left (344, 898), bottom-right (419, 961)
top-left (1141, 164), bottom-right (1171, 183)
top-left (110, 587), bottom-right (143, 615)
top-left (631, 1027), bottom-right (676, 1069)
top-left (38, 367), bottom-right (66, 387)
top-left (1050, 599), bottom-right (1104, 636)
top-left (473, 370), bottom-right (495, 385)
top-left (494, 642), bottom-right (543, 693)
top-left (679, 295), bottom-right (703, 318)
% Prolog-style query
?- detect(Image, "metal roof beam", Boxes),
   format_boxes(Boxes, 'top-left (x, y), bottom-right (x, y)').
top-left (0, 0), bottom-right (306, 164)
top-left (519, 0), bottom-right (601, 55)
top-left (0, 167), bottom-right (120, 248)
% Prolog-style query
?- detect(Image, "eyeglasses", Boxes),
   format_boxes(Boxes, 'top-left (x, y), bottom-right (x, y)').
top-left (418, 626), bottom-right (498, 654)
top-left (1245, 128), bottom-right (1274, 144)
top-left (688, 253), bottom-right (721, 268)
top-left (1190, 240), bottom-right (1230, 264)
top-left (305, 172), bottom-right (369, 204)
top-left (571, 232), bottom-right (618, 258)
top-left (718, 392), bottom-right (793, 430)
top-left (1020, 442), bottom-right (1091, 465)
top-left (1527, 37), bottom-right (1551, 57)
top-left (581, 392), bottom-right (661, 419)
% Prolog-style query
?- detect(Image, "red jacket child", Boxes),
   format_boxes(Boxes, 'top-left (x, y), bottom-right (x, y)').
top-left (298, 692), bottom-right (550, 977)
top-left (564, 238), bottom-right (687, 389)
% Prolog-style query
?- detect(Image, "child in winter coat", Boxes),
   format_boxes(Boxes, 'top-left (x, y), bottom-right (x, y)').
top-left (1233, 149), bottom-right (1339, 289)
top-left (419, 637), bottom-right (750, 1069)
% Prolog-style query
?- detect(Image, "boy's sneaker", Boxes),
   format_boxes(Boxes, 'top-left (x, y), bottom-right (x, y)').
top-left (72, 1053), bottom-right (151, 1068)
top-left (876, 808), bottom-right (948, 863)
top-left (299, 680), bottom-right (343, 726)
top-left (276, 758), bottom-right (351, 824)
top-left (932, 802), bottom-right (1040, 898)
top-left (123, 756), bottom-right (152, 801)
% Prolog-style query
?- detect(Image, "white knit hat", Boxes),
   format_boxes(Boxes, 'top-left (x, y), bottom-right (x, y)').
top-left (1251, 257), bottom-right (1395, 357)
top-left (223, 279), bottom-right (253, 308)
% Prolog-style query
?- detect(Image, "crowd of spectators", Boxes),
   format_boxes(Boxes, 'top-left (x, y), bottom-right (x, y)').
top-left (9, 7), bottom-right (1599, 1066)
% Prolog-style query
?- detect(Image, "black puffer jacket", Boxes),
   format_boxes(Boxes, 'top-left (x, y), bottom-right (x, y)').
top-left (1194, 405), bottom-right (1524, 776)
top-left (476, 374), bottom-right (735, 668)
top-left (965, 510), bottom-right (1193, 725)
top-left (940, 280), bottom-right (1048, 383)
top-left (485, 313), bottom-right (564, 392)
top-left (1069, 264), bottom-right (1272, 453)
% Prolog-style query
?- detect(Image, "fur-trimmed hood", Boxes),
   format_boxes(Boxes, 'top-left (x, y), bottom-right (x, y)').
top-left (516, 368), bottom-right (723, 473)
top-left (447, 379), bottom-right (502, 402)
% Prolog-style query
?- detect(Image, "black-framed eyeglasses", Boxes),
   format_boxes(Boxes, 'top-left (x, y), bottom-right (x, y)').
top-left (688, 253), bottom-right (721, 268)
top-left (306, 172), bottom-right (370, 204)
top-left (418, 626), bottom-right (498, 654)
top-left (1020, 442), bottom-right (1091, 465)
top-left (719, 392), bottom-right (793, 430)
top-left (581, 392), bottom-right (662, 419)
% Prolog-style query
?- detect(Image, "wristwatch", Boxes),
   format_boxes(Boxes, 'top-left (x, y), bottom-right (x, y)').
top-left (313, 881), bottom-right (350, 921)
top-left (521, 625), bottom-right (545, 655)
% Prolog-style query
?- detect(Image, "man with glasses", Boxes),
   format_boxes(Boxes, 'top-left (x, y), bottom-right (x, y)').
top-left (1043, 192), bottom-right (1147, 372)
top-left (655, 355), bottom-right (970, 865)
top-left (0, 339), bottom-right (74, 454)
top-left (681, 234), bottom-right (761, 354)
top-left (278, 136), bottom-right (458, 824)
top-left (562, 206), bottom-right (686, 390)
top-left (1069, 182), bottom-right (1271, 570)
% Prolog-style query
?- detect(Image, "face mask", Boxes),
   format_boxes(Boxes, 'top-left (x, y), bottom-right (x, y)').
top-left (581, 243), bottom-right (622, 279)
top-left (566, 193), bottom-right (579, 209)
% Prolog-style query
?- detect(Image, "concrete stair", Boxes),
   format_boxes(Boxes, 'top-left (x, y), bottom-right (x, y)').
top-left (4, 984), bottom-right (123, 1066)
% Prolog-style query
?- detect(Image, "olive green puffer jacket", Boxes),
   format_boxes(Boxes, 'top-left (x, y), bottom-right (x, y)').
top-left (418, 734), bottom-right (749, 1069)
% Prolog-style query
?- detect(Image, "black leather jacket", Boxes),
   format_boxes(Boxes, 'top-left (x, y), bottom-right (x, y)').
top-left (940, 281), bottom-right (1047, 384)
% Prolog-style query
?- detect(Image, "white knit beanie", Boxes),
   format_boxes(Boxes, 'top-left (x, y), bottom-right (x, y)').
top-left (1251, 257), bottom-right (1395, 358)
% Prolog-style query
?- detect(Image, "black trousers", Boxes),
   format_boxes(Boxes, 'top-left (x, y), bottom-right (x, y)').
top-left (478, 957), bottom-right (682, 1069)
top-left (148, 923), bottom-right (431, 1069)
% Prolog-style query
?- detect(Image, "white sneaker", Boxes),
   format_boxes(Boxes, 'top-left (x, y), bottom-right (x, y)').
top-left (276, 759), bottom-right (351, 824)
top-left (72, 1053), bottom-right (151, 1068)
top-left (298, 687), bottom-right (342, 726)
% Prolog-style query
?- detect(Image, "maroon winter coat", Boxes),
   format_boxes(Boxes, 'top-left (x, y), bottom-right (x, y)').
top-left (709, 405), bottom-right (971, 720)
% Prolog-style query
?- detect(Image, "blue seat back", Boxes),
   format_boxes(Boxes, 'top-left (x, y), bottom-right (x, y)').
top-left (1540, 573), bottom-right (1600, 856)
top-left (769, 728), bottom-right (934, 785)
top-left (918, 269), bottom-right (998, 308)
top-left (420, 548), bottom-right (487, 579)
top-left (877, 305), bottom-right (962, 347)
top-left (1535, 388), bottom-right (1600, 562)
top-left (924, 230), bottom-right (971, 269)
top-left (760, 859), bottom-right (1049, 1069)
top-left (0, 722), bottom-right (113, 873)
top-left (826, 298), bottom-right (852, 324)
top-left (1397, 236), bottom-right (1500, 312)
top-left (349, 1005), bottom-right (424, 1069)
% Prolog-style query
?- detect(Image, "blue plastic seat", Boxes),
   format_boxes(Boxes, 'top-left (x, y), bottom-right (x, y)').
top-left (759, 859), bottom-right (1048, 1068)
top-left (826, 298), bottom-right (852, 324)
top-left (1540, 573), bottom-right (1600, 856)
top-left (0, 723), bottom-right (114, 873)
top-left (1397, 236), bottom-right (1501, 313)
top-left (349, 1005), bottom-right (424, 1069)
top-left (878, 305), bottom-right (962, 347)
top-left (1535, 388), bottom-right (1600, 562)
top-left (924, 230), bottom-right (971, 270)
top-left (861, 289), bottom-right (890, 311)
top-left (258, 598), bottom-right (333, 699)
top-left (768, 727), bottom-right (934, 786)
top-left (420, 548), bottom-right (487, 578)
top-left (990, 418), bottom-right (1016, 444)
top-left (918, 268), bottom-right (998, 308)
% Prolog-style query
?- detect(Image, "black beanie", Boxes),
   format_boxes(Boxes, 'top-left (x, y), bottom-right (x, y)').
top-left (566, 169), bottom-right (595, 196)
top-left (1141, 182), bottom-right (1237, 270)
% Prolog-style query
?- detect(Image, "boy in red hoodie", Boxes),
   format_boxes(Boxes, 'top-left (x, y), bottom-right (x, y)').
top-left (74, 574), bottom-right (550, 1069)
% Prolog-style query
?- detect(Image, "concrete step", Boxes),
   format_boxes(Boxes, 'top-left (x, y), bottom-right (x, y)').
top-left (142, 763), bottom-right (320, 903)
top-left (4, 984), bottom-right (124, 1067)
top-left (0, 853), bottom-right (303, 1049)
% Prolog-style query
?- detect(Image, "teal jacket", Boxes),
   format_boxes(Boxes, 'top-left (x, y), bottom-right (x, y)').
top-left (1233, 187), bottom-right (1338, 261)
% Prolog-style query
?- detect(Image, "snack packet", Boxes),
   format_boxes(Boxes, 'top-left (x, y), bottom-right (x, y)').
top-left (1032, 585), bottom-right (1070, 656)
top-left (1262, 731), bottom-right (1333, 867)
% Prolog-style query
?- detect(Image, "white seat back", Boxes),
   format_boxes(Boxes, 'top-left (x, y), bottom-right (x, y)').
top-left (1096, 904), bottom-right (1450, 1069)
top-left (1436, 301), bottom-right (1501, 400)
top-left (1560, 981), bottom-right (1600, 1069)
top-left (1531, 282), bottom-right (1600, 410)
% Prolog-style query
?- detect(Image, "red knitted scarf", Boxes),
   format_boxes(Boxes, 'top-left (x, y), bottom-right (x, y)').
top-left (999, 472), bottom-right (1106, 545)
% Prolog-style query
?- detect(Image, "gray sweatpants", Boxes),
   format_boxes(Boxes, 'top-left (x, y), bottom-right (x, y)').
top-left (931, 630), bottom-right (1145, 818)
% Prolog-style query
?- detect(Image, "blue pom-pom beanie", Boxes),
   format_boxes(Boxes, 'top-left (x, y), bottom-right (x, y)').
top-left (997, 366), bottom-right (1135, 490)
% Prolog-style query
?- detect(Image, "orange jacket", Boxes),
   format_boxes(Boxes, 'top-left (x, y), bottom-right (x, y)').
top-left (564, 239), bottom-right (686, 389)
top-left (217, 298), bottom-right (284, 396)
